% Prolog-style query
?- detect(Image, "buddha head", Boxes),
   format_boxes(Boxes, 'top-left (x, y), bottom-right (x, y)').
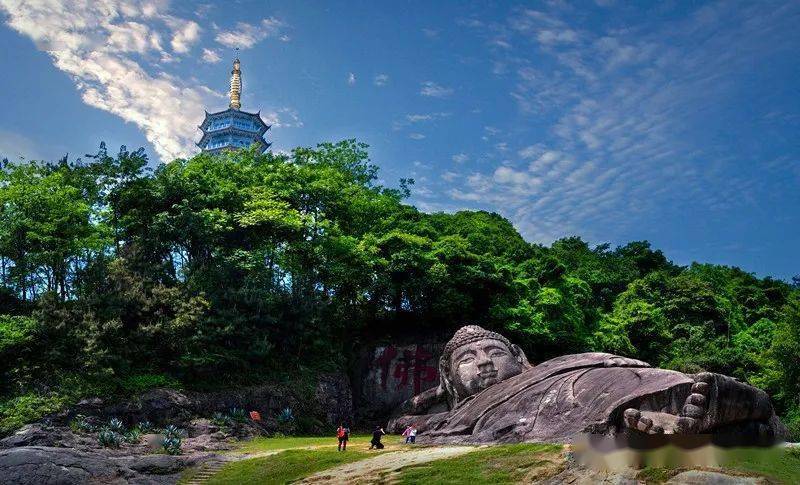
top-left (439, 325), bottom-right (531, 408)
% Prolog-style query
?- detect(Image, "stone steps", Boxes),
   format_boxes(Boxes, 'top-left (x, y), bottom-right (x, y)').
top-left (184, 460), bottom-right (227, 485)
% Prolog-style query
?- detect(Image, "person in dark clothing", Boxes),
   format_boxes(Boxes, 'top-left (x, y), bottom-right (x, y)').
top-left (336, 423), bottom-right (350, 451)
top-left (369, 425), bottom-right (385, 450)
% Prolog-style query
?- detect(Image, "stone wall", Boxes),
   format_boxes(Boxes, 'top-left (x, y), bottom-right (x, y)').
top-left (354, 340), bottom-right (444, 423)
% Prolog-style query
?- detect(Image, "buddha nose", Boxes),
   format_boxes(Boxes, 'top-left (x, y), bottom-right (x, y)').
top-left (477, 354), bottom-right (494, 371)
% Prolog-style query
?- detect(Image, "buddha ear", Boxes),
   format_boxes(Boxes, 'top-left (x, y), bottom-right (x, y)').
top-left (438, 355), bottom-right (458, 410)
top-left (510, 343), bottom-right (532, 368)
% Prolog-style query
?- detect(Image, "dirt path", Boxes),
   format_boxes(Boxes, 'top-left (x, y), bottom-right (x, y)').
top-left (297, 446), bottom-right (478, 484)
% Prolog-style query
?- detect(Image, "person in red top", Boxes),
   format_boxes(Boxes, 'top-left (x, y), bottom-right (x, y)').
top-left (336, 423), bottom-right (350, 451)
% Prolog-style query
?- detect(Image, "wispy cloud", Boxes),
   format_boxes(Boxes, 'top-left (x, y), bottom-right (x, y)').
top-left (443, 2), bottom-right (800, 243)
top-left (347, 72), bottom-right (356, 85)
top-left (215, 17), bottom-right (286, 49)
top-left (202, 48), bottom-right (221, 63)
top-left (409, 133), bottom-right (426, 140)
top-left (393, 112), bottom-right (451, 131)
top-left (420, 81), bottom-right (454, 97)
top-left (373, 73), bottom-right (389, 86)
top-left (452, 153), bottom-right (468, 163)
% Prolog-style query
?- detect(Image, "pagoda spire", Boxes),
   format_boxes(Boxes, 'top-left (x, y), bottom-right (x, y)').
top-left (229, 55), bottom-right (242, 110)
top-left (197, 51), bottom-right (271, 154)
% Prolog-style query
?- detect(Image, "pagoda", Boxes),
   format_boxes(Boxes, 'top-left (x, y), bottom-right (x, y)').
top-left (197, 57), bottom-right (271, 153)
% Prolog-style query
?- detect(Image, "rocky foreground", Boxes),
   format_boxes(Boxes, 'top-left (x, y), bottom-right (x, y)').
top-left (0, 383), bottom-right (348, 484)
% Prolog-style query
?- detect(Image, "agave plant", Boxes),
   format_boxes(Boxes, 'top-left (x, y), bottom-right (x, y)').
top-left (98, 429), bottom-right (122, 448)
top-left (277, 407), bottom-right (294, 424)
top-left (211, 412), bottom-right (230, 427)
top-left (160, 425), bottom-right (183, 455)
top-left (163, 424), bottom-right (182, 439)
top-left (228, 407), bottom-right (248, 423)
top-left (137, 420), bottom-right (154, 433)
top-left (70, 414), bottom-right (95, 433)
top-left (124, 427), bottom-right (141, 444)
top-left (108, 418), bottom-right (125, 433)
top-left (162, 435), bottom-right (181, 455)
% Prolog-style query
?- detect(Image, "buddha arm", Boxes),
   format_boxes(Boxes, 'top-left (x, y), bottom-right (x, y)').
top-left (395, 385), bottom-right (446, 415)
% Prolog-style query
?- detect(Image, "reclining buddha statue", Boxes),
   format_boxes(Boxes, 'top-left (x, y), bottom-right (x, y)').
top-left (389, 325), bottom-right (786, 444)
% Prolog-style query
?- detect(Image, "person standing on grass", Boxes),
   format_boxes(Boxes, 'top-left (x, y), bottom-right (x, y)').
top-left (409, 425), bottom-right (417, 444)
top-left (336, 423), bottom-right (350, 451)
top-left (369, 425), bottom-right (386, 450)
top-left (402, 425), bottom-right (412, 444)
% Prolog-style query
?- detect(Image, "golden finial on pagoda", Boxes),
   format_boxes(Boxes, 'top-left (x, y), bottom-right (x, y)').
top-left (229, 53), bottom-right (242, 110)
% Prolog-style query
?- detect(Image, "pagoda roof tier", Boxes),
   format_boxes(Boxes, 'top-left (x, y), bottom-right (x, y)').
top-left (196, 126), bottom-right (271, 151)
top-left (202, 140), bottom-right (272, 155)
top-left (199, 108), bottom-right (270, 134)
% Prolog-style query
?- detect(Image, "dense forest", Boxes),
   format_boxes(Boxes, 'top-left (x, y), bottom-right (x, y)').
top-left (0, 141), bottom-right (798, 437)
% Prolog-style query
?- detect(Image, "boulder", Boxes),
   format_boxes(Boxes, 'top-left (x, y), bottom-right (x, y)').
top-left (104, 389), bottom-right (193, 425)
top-left (0, 446), bottom-right (131, 485)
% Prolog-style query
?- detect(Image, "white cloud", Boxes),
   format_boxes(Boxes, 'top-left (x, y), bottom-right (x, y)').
top-left (393, 112), bottom-right (451, 131)
top-left (420, 81), bottom-right (454, 97)
top-left (215, 17), bottom-right (286, 49)
top-left (406, 112), bottom-right (449, 123)
top-left (202, 48), bottom-right (221, 63)
top-left (374, 73), bottom-right (389, 86)
top-left (445, 2), bottom-right (800, 244)
top-left (441, 171), bottom-right (460, 182)
top-left (0, 1), bottom-right (293, 162)
top-left (536, 29), bottom-right (578, 45)
top-left (452, 153), bottom-right (468, 163)
top-left (106, 21), bottom-right (162, 53)
top-left (168, 19), bottom-right (200, 53)
top-left (347, 72), bottom-right (356, 85)
top-left (409, 133), bottom-right (426, 140)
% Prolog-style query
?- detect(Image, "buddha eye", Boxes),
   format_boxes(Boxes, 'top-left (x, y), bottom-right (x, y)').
top-left (490, 351), bottom-right (507, 358)
top-left (459, 357), bottom-right (474, 365)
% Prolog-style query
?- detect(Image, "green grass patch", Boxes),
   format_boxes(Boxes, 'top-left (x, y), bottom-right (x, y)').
top-left (397, 443), bottom-right (564, 485)
top-left (635, 446), bottom-right (800, 484)
top-left (0, 392), bottom-right (69, 436)
top-left (206, 448), bottom-right (372, 484)
top-left (718, 447), bottom-right (800, 484)
top-left (235, 434), bottom-right (371, 454)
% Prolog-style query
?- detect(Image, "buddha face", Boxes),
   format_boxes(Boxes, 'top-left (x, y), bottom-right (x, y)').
top-left (449, 338), bottom-right (525, 399)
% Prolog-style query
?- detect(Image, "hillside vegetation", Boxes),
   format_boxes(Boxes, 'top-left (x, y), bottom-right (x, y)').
top-left (0, 141), bottom-right (798, 436)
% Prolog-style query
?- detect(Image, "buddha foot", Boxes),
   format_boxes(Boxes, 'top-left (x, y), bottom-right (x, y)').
top-left (623, 373), bottom-right (713, 435)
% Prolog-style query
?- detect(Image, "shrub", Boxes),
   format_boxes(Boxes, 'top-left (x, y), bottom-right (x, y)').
top-left (0, 392), bottom-right (69, 436)
top-left (120, 374), bottom-right (183, 394)
top-left (98, 429), bottom-right (122, 448)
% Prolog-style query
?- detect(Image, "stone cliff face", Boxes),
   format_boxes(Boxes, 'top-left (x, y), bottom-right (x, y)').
top-left (353, 339), bottom-right (444, 424)
top-left (54, 373), bottom-right (354, 434)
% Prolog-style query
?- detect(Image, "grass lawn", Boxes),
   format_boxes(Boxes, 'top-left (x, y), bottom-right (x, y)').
top-left (234, 434), bottom-right (371, 454)
top-left (206, 448), bottom-right (372, 485)
top-left (635, 446), bottom-right (800, 484)
top-left (719, 446), bottom-right (800, 483)
top-left (396, 443), bottom-right (564, 485)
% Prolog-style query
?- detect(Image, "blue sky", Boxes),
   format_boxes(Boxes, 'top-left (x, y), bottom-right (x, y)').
top-left (0, 1), bottom-right (798, 280)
